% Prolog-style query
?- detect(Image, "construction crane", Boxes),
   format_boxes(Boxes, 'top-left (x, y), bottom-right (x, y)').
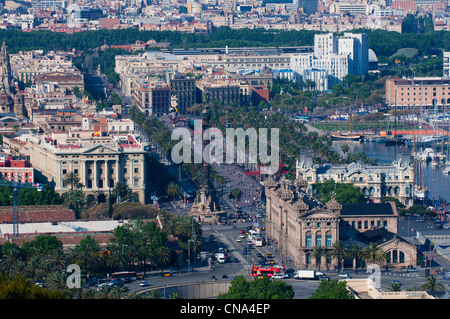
top-left (0, 180), bottom-right (45, 237)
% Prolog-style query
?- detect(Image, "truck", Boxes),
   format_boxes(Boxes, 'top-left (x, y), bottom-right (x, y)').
top-left (294, 270), bottom-right (319, 280)
top-left (216, 252), bottom-right (227, 263)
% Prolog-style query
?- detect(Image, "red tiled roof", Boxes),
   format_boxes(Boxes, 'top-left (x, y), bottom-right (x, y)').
top-left (0, 205), bottom-right (75, 223)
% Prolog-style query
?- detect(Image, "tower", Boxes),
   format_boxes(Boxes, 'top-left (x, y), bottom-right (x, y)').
top-left (189, 104), bottom-right (227, 224)
top-left (0, 41), bottom-right (14, 94)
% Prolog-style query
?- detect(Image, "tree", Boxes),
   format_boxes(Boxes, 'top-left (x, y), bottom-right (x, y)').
top-left (231, 187), bottom-right (242, 202)
top-left (166, 181), bottom-right (181, 200)
top-left (330, 240), bottom-right (348, 270)
top-left (63, 171), bottom-right (80, 190)
top-left (0, 272), bottom-right (67, 299)
top-left (309, 280), bottom-right (354, 299)
top-left (363, 242), bottom-right (387, 266)
top-left (419, 275), bottom-right (445, 292)
top-left (218, 275), bottom-right (294, 299)
top-left (348, 244), bottom-right (364, 273)
top-left (311, 246), bottom-right (327, 271)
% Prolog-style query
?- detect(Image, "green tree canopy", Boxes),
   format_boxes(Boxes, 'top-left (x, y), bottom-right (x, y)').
top-left (309, 279), bottom-right (354, 299)
top-left (218, 275), bottom-right (294, 299)
top-left (312, 180), bottom-right (364, 204)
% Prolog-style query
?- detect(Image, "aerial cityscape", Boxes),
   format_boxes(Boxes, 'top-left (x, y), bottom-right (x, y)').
top-left (1, 0), bottom-right (450, 307)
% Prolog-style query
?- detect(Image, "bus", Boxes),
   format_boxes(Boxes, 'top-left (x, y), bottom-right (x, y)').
top-left (251, 265), bottom-right (285, 278)
top-left (110, 271), bottom-right (138, 282)
top-left (253, 236), bottom-right (263, 247)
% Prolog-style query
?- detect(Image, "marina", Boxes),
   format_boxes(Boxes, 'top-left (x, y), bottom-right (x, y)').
top-left (331, 140), bottom-right (450, 204)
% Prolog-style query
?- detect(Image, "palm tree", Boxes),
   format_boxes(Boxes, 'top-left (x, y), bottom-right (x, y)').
top-left (147, 289), bottom-right (162, 299)
top-left (330, 240), bottom-right (348, 270)
top-left (419, 275), bottom-right (446, 292)
top-left (311, 246), bottom-right (327, 271)
top-left (363, 242), bottom-right (387, 267)
top-left (166, 181), bottom-right (181, 200)
top-left (63, 171), bottom-right (80, 190)
top-left (348, 244), bottom-right (364, 273)
top-left (388, 281), bottom-right (403, 292)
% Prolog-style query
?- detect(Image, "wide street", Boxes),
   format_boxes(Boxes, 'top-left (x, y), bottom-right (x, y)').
top-left (123, 218), bottom-right (450, 298)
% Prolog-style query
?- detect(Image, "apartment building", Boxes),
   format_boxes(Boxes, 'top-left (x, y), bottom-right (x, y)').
top-left (167, 71), bottom-right (197, 114)
top-left (131, 78), bottom-right (171, 116)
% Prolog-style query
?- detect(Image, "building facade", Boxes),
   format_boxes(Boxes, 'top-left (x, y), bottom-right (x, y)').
top-left (29, 132), bottom-right (147, 203)
top-left (264, 177), bottom-right (417, 270)
top-left (386, 76), bottom-right (450, 108)
top-left (131, 78), bottom-right (171, 117)
top-left (296, 160), bottom-right (415, 207)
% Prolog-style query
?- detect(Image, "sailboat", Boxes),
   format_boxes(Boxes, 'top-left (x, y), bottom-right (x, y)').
top-left (413, 83), bottom-right (429, 201)
top-left (330, 105), bottom-right (363, 140)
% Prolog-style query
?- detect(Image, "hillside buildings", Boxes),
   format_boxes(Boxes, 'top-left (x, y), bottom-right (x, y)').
top-left (264, 176), bottom-right (417, 270)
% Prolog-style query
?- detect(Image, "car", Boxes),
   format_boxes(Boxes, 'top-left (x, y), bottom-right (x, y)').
top-left (139, 280), bottom-right (149, 287)
top-left (316, 271), bottom-right (324, 276)
top-left (406, 266), bottom-right (418, 272)
top-left (267, 260), bottom-right (275, 264)
top-left (271, 274), bottom-right (288, 279)
top-left (266, 253), bottom-right (273, 258)
top-left (243, 249), bottom-right (248, 255)
top-left (338, 273), bottom-right (351, 279)
top-left (239, 234), bottom-right (245, 238)
top-left (320, 276), bottom-right (331, 281)
top-left (236, 237), bottom-right (242, 242)
top-left (239, 230), bottom-right (245, 234)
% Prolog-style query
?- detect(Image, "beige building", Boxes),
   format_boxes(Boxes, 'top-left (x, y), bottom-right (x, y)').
top-left (264, 177), bottom-right (417, 270)
top-left (28, 131), bottom-right (147, 203)
top-left (296, 160), bottom-right (415, 207)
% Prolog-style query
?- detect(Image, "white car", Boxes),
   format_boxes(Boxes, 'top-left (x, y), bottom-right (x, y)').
top-left (316, 271), bottom-right (324, 276)
top-left (139, 280), bottom-right (149, 287)
top-left (338, 273), bottom-right (351, 279)
top-left (271, 274), bottom-right (288, 279)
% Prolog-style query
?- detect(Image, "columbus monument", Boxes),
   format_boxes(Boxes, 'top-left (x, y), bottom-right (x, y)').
top-left (189, 104), bottom-right (227, 224)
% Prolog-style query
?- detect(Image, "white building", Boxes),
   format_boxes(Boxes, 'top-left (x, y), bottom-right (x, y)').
top-left (290, 32), bottom-right (368, 91)
top-left (443, 52), bottom-right (450, 78)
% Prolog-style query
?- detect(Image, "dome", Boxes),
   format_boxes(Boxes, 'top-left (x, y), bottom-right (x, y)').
top-left (369, 49), bottom-right (378, 63)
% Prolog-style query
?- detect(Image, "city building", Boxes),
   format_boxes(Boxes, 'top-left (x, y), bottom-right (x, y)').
top-left (28, 131), bottom-right (147, 203)
top-left (0, 155), bottom-right (34, 184)
top-left (290, 32), bottom-right (369, 90)
top-left (296, 160), bottom-right (415, 207)
top-left (167, 71), bottom-right (197, 114)
top-left (131, 78), bottom-right (171, 117)
top-left (443, 52), bottom-right (450, 78)
top-left (385, 76), bottom-right (450, 108)
top-left (264, 176), bottom-right (417, 270)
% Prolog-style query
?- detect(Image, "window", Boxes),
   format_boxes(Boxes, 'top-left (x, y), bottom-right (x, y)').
top-left (326, 234), bottom-right (332, 247)
top-left (315, 234), bottom-right (322, 247)
top-left (305, 233), bottom-right (312, 248)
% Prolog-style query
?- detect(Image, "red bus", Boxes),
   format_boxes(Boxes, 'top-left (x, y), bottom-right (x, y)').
top-left (110, 271), bottom-right (138, 281)
top-left (251, 265), bottom-right (285, 278)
